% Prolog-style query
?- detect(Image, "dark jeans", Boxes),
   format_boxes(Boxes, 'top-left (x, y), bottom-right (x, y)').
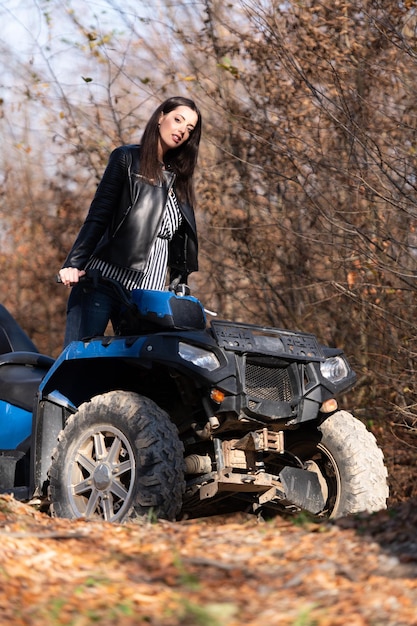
top-left (64, 283), bottom-right (122, 347)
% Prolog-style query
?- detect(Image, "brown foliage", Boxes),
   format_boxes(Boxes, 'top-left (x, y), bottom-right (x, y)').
top-left (191, 1), bottom-right (417, 424)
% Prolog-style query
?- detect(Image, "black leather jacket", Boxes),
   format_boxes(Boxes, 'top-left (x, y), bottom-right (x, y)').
top-left (62, 144), bottom-right (198, 282)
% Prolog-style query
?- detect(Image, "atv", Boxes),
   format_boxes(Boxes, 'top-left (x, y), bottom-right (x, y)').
top-left (0, 272), bottom-right (388, 522)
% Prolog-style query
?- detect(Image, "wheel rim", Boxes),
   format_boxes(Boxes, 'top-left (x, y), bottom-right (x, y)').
top-left (308, 443), bottom-right (342, 517)
top-left (276, 439), bottom-right (342, 517)
top-left (67, 424), bottom-right (136, 522)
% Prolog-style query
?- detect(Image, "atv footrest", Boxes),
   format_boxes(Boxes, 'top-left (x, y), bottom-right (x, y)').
top-left (0, 486), bottom-right (30, 500)
top-left (0, 450), bottom-right (25, 491)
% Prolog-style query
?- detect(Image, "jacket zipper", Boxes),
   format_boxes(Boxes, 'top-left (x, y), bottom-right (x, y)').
top-left (112, 204), bottom-right (132, 238)
top-left (147, 172), bottom-right (176, 251)
top-left (112, 151), bottom-right (134, 238)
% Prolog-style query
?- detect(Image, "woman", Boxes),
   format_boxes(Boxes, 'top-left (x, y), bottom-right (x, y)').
top-left (58, 96), bottom-right (202, 346)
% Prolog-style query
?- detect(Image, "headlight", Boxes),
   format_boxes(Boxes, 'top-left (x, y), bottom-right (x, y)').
top-left (320, 356), bottom-right (350, 383)
top-left (178, 342), bottom-right (220, 371)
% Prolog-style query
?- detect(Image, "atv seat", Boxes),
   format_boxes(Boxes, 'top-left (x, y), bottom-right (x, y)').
top-left (0, 306), bottom-right (55, 413)
top-left (0, 304), bottom-right (38, 355)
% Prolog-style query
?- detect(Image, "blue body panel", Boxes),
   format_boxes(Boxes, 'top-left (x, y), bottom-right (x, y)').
top-left (39, 291), bottom-right (206, 396)
top-left (0, 400), bottom-right (32, 448)
top-left (131, 289), bottom-right (207, 331)
top-left (132, 289), bottom-right (204, 320)
top-left (38, 335), bottom-right (149, 394)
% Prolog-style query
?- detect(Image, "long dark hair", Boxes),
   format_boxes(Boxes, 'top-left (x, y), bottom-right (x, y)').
top-left (139, 96), bottom-right (202, 206)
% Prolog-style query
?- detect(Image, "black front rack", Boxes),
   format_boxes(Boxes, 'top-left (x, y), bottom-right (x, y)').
top-left (211, 320), bottom-right (325, 361)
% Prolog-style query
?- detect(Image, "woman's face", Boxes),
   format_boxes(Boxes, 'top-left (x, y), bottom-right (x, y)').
top-left (158, 105), bottom-right (198, 157)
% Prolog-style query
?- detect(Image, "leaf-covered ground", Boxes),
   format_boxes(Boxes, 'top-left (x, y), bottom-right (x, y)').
top-left (1, 493), bottom-right (417, 626)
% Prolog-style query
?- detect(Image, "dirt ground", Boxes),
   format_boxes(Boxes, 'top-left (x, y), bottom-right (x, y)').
top-left (0, 419), bottom-right (416, 626)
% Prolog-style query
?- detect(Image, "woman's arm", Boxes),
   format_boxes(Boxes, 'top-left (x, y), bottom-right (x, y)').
top-left (61, 146), bottom-right (131, 270)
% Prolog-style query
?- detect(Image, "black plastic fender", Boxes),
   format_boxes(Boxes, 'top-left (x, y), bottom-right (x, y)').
top-left (279, 465), bottom-right (326, 514)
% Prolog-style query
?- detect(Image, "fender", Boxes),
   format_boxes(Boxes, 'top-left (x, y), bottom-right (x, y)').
top-left (31, 390), bottom-right (77, 496)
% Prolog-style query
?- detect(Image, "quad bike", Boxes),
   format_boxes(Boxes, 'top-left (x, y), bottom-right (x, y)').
top-left (0, 271), bottom-right (388, 522)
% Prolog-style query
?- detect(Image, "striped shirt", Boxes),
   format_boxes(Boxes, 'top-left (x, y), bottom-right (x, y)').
top-left (86, 190), bottom-right (183, 291)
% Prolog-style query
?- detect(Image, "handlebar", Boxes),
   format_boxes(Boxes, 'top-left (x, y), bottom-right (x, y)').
top-left (56, 269), bottom-right (191, 298)
top-left (56, 269), bottom-right (137, 309)
top-left (56, 269), bottom-right (217, 322)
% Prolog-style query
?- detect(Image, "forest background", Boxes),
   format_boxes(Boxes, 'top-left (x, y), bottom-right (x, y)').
top-left (1, 0), bottom-right (417, 503)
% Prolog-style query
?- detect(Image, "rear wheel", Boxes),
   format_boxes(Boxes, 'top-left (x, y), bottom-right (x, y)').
top-left (48, 391), bottom-right (184, 522)
top-left (282, 410), bottom-right (389, 518)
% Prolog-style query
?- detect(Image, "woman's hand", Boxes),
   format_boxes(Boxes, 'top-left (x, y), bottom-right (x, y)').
top-left (58, 267), bottom-right (86, 287)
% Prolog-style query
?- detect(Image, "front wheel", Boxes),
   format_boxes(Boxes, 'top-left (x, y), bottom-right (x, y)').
top-left (284, 410), bottom-right (389, 518)
top-left (48, 391), bottom-right (185, 522)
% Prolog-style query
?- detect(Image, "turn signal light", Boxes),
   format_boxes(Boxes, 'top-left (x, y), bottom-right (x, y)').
top-left (210, 388), bottom-right (225, 403)
top-left (320, 398), bottom-right (338, 413)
